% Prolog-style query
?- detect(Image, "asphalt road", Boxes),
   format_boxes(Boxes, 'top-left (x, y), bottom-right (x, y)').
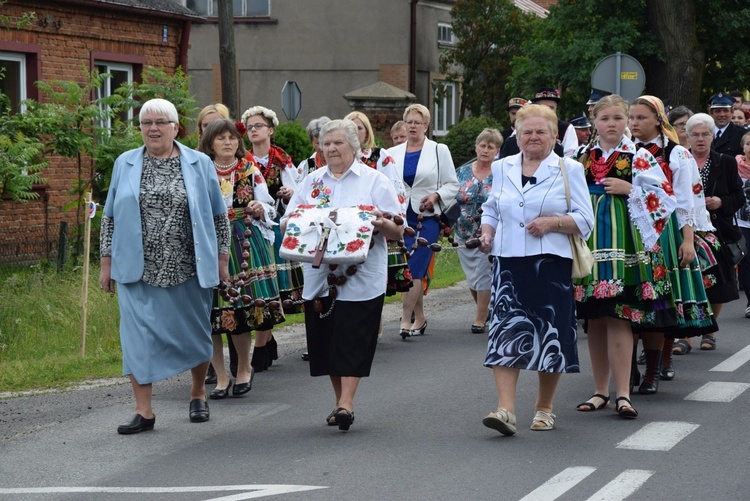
top-left (1, 281), bottom-right (749, 500)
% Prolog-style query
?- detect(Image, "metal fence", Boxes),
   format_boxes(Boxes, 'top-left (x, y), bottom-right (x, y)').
top-left (0, 222), bottom-right (66, 266)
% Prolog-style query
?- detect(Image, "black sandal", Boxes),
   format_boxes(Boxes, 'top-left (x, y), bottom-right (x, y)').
top-left (333, 407), bottom-right (354, 431)
top-left (576, 393), bottom-right (610, 412)
top-left (673, 339), bottom-right (692, 355)
top-left (325, 409), bottom-right (337, 426)
top-left (700, 334), bottom-right (716, 351)
top-left (616, 396), bottom-right (638, 419)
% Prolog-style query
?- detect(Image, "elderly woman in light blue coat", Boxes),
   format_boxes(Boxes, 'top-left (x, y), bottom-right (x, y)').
top-left (99, 98), bottom-right (230, 435)
top-left (478, 104), bottom-right (594, 436)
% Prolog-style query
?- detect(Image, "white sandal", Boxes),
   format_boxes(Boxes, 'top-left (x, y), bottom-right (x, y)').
top-left (482, 407), bottom-right (517, 435)
top-left (530, 410), bottom-right (555, 430)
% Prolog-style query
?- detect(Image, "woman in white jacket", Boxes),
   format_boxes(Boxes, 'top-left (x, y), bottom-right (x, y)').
top-left (478, 104), bottom-right (594, 435)
top-left (388, 104), bottom-right (459, 339)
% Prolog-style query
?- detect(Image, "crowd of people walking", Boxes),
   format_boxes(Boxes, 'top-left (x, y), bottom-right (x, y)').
top-left (100, 88), bottom-right (749, 436)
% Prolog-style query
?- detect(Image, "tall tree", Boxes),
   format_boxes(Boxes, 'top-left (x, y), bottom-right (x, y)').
top-left (217, 0), bottom-right (238, 119)
top-left (508, 0), bottom-right (750, 116)
top-left (644, 0), bottom-right (704, 110)
top-left (440, 0), bottom-right (536, 121)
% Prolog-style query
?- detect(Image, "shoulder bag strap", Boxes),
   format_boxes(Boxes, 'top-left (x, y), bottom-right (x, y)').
top-left (558, 157), bottom-right (572, 213)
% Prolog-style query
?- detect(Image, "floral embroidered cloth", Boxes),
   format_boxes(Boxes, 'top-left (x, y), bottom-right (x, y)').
top-left (280, 205), bottom-right (377, 265)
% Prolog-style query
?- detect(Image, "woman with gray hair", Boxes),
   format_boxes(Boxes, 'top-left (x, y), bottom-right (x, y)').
top-left (676, 112), bottom-right (744, 352)
top-left (282, 119), bottom-right (404, 431)
top-left (454, 128), bottom-right (503, 333)
top-left (100, 98), bottom-right (230, 433)
top-left (296, 116), bottom-right (331, 182)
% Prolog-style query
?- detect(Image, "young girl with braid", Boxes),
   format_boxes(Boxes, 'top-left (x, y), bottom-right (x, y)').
top-left (573, 95), bottom-right (676, 419)
top-left (628, 96), bottom-right (717, 393)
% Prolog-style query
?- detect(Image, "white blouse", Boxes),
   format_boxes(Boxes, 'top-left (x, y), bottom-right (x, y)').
top-left (283, 160), bottom-right (402, 301)
top-left (481, 151), bottom-right (594, 258)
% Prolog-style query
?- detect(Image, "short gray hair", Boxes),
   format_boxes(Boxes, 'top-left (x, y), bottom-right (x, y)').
top-left (306, 116), bottom-right (331, 140)
top-left (686, 113), bottom-right (715, 135)
top-left (319, 119), bottom-right (362, 159)
top-left (475, 128), bottom-right (503, 149)
top-left (140, 98), bottom-right (178, 123)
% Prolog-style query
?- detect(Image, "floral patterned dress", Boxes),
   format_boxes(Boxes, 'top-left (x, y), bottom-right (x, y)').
top-left (635, 138), bottom-right (717, 334)
top-left (361, 147), bottom-right (412, 294)
top-left (574, 136), bottom-right (678, 327)
top-left (211, 158), bottom-right (285, 335)
top-left (246, 145), bottom-right (305, 311)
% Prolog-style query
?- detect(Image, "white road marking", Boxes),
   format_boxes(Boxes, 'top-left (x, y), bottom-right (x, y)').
top-left (616, 421), bottom-right (699, 451)
top-left (585, 469), bottom-right (654, 501)
top-left (685, 381), bottom-right (750, 402)
top-left (0, 485), bottom-right (327, 500)
top-left (709, 345), bottom-right (750, 372)
top-left (518, 466), bottom-right (596, 501)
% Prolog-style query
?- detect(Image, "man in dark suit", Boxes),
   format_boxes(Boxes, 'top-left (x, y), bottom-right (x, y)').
top-left (710, 92), bottom-right (744, 157)
top-left (500, 97), bottom-right (527, 142)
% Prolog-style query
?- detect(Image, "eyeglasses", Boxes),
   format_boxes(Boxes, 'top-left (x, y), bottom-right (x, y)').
top-left (246, 123), bottom-right (270, 131)
top-left (688, 132), bottom-right (712, 138)
top-left (405, 121), bottom-right (425, 126)
top-left (140, 120), bottom-right (175, 128)
top-left (672, 121), bottom-right (687, 129)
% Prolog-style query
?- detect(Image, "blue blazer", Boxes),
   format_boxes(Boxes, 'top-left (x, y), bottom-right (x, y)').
top-left (103, 142), bottom-right (227, 288)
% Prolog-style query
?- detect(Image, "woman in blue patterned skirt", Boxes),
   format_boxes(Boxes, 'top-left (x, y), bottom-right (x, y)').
top-left (478, 104), bottom-right (594, 435)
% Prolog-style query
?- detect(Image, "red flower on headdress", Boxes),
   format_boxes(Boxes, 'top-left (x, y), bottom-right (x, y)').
top-left (235, 121), bottom-right (247, 136)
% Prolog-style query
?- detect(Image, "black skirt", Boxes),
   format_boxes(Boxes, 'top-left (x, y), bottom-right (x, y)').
top-left (304, 295), bottom-right (385, 377)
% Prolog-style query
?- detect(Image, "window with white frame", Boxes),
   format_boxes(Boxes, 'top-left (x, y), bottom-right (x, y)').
top-left (186, 0), bottom-right (270, 17)
top-left (95, 61), bottom-right (133, 129)
top-left (433, 81), bottom-right (457, 136)
top-left (437, 23), bottom-right (456, 46)
top-left (0, 52), bottom-right (26, 114)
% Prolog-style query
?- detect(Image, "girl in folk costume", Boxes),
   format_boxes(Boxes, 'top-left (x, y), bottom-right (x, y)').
top-left (573, 95), bottom-right (677, 419)
top-left (241, 105), bottom-right (303, 371)
top-left (198, 119), bottom-right (284, 397)
top-left (628, 96), bottom-right (717, 394)
top-left (345, 111), bottom-right (412, 296)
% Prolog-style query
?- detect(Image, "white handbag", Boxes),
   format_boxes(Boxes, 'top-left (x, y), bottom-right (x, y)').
top-left (280, 205), bottom-right (377, 268)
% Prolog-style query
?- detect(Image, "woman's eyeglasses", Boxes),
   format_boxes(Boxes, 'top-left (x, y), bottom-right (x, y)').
top-left (246, 123), bottom-right (270, 131)
top-left (140, 120), bottom-right (175, 128)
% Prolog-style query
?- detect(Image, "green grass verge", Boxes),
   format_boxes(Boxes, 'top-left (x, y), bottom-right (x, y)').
top-left (0, 248), bottom-right (466, 393)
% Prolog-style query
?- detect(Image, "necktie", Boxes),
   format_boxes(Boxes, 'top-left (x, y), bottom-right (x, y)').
top-left (716, 129), bottom-right (722, 139)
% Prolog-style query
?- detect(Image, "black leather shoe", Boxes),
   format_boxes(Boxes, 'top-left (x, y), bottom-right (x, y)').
top-left (209, 381), bottom-right (232, 400)
top-left (205, 364), bottom-right (217, 385)
top-left (189, 399), bottom-right (210, 423)
top-left (267, 336), bottom-right (278, 367)
top-left (117, 413), bottom-right (155, 435)
top-left (232, 371), bottom-right (254, 397)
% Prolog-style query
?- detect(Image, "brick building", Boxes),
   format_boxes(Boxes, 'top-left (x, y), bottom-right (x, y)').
top-left (0, 0), bottom-right (199, 264)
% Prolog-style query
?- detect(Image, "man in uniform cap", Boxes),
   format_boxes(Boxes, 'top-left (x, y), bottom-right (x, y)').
top-left (498, 87), bottom-right (567, 159)
top-left (586, 88), bottom-right (612, 115)
top-left (568, 111), bottom-right (592, 146)
top-left (501, 97), bottom-right (528, 141)
top-left (709, 92), bottom-right (744, 157)
top-left (528, 86), bottom-right (578, 157)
